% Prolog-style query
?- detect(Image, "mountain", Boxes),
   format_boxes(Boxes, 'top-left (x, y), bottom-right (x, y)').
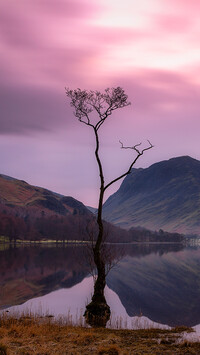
top-left (0, 174), bottom-right (90, 216)
top-left (0, 174), bottom-right (93, 242)
top-left (103, 156), bottom-right (200, 235)
top-left (0, 173), bottom-right (184, 243)
top-left (86, 206), bottom-right (97, 214)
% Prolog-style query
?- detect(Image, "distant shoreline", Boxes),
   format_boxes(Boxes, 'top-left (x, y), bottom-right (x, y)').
top-left (0, 239), bottom-right (196, 246)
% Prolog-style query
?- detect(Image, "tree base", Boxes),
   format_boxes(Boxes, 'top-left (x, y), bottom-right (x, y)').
top-left (84, 301), bottom-right (111, 327)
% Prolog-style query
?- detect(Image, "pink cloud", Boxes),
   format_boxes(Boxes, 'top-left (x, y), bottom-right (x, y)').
top-left (163, 0), bottom-right (200, 15)
top-left (87, 27), bottom-right (149, 45)
top-left (152, 14), bottom-right (193, 34)
top-left (0, 0), bottom-right (104, 91)
top-left (1, 0), bottom-right (200, 204)
top-left (1, 0), bottom-right (200, 92)
top-left (0, 0), bottom-right (101, 50)
top-left (33, 0), bottom-right (99, 18)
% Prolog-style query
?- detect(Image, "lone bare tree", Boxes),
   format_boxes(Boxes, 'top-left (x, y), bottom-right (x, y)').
top-left (65, 87), bottom-right (153, 327)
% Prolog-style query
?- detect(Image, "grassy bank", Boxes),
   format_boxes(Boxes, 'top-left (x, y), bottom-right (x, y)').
top-left (0, 236), bottom-right (89, 251)
top-left (0, 315), bottom-right (199, 354)
top-left (0, 236), bottom-right (88, 244)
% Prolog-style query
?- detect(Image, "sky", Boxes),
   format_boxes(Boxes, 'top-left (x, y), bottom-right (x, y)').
top-left (1, 0), bottom-right (200, 206)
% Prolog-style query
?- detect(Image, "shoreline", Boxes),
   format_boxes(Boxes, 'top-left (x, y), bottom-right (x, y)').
top-left (0, 238), bottom-right (187, 245)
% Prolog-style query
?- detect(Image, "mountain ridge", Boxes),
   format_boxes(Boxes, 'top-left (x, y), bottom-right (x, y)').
top-left (0, 172), bottom-right (184, 243)
top-left (0, 173), bottom-right (90, 216)
top-left (103, 155), bottom-right (200, 235)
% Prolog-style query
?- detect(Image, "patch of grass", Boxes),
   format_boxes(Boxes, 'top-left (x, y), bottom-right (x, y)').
top-left (172, 326), bottom-right (194, 333)
top-left (98, 344), bottom-right (120, 354)
top-left (0, 314), bottom-right (199, 354)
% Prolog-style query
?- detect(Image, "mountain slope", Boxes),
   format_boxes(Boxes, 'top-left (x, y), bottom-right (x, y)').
top-left (0, 173), bottom-right (184, 243)
top-left (0, 174), bottom-right (90, 216)
top-left (103, 156), bottom-right (200, 234)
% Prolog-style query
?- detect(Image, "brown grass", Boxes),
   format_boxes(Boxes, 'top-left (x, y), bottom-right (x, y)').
top-left (0, 315), bottom-right (199, 354)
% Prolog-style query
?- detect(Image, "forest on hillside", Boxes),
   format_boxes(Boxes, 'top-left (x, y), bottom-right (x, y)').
top-left (0, 205), bottom-right (184, 244)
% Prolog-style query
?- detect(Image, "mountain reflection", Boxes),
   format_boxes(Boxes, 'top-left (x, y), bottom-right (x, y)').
top-left (0, 245), bottom-right (89, 309)
top-left (0, 243), bottom-right (200, 327)
top-left (107, 245), bottom-right (200, 327)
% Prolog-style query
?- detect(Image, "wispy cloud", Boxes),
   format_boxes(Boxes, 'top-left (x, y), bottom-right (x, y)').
top-left (1, 0), bottom-right (200, 203)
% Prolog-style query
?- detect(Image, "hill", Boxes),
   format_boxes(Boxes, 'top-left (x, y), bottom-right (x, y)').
top-left (103, 156), bottom-right (200, 235)
top-left (0, 174), bottom-right (93, 242)
top-left (0, 173), bottom-right (184, 243)
top-left (0, 174), bottom-right (90, 216)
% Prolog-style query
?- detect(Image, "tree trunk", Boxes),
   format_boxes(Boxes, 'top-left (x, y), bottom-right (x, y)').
top-left (84, 162), bottom-right (111, 327)
top-left (84, 251), bottom-right (110, 327)
top-left (92, 248), bottom-right (106, 304)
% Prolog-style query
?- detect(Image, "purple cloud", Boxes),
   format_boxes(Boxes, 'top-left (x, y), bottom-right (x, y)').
top-left (1, 0), bottom-right (200, 205)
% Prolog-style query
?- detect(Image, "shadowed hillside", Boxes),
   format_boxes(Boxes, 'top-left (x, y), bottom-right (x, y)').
top-left (0, 173), bottom-right (184, 243)
top-left (103, 156), bottom-right (200, 235)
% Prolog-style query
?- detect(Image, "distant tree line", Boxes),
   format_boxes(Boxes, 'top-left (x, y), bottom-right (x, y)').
top-left (0, 205), bottom-right (91, 243)
top-left (128, 227), bottom-right (184, 243)
top-left (0, 205), bottom-right (184, 243)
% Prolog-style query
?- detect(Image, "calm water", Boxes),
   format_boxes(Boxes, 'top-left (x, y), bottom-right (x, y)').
top-left (0, 243), bottom-right (200, 328)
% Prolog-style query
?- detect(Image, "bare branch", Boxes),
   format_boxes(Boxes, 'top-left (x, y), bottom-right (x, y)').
top-left (119, 140), bottom-right (142, 154)
top-left (95, 111), bottom-right (110, 131)
top-left (119, 140), bottom-right (153, 154)
top-left (104, 140), bottom-right (153, 191)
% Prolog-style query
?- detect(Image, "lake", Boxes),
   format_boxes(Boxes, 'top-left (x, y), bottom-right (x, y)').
top-left (0, 243), bottom-right (200, 329)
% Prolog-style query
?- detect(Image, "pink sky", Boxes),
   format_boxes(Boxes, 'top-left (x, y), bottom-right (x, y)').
top-left (1, 0), bottom-right (200, 206)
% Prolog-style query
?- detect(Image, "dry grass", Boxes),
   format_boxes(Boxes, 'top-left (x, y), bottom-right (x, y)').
top-left (0, 315), bottom-right (199, 354)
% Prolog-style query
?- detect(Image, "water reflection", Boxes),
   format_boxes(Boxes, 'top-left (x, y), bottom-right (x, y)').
top-left (107, 245), bottom-right (200, 327)
top-left (4, 276), bottom-right (170, 330)
top-left (0, 243), bottom-right (200, 327)
top-left (0, 245), bottom-right (89, 309)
